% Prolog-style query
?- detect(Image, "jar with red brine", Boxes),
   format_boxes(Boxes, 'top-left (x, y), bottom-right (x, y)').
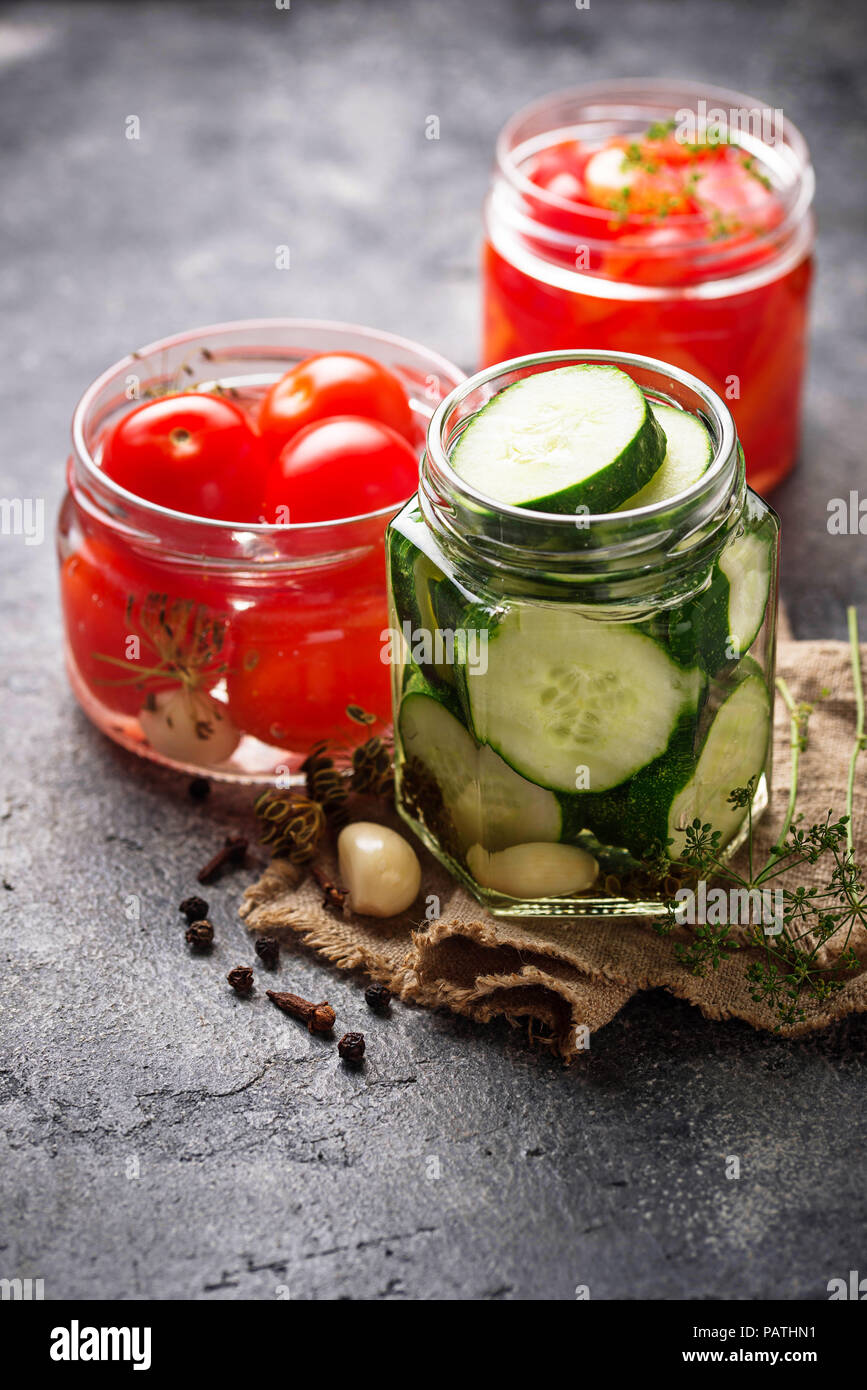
top-left (482, 80), bottom-right (815, 495)
top-left (58, 320), bottom-right (464, 780)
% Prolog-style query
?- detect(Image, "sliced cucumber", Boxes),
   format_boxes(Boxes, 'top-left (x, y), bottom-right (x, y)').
top-left (399, 689), bottom-right (561, 852)
top-left (667, 673), bottom-right (771, 860)
top-left (617, 403), bottom-right (713, 509)
top-left (451, 365), bottom-right (665, 514)
top-left (667, 524), bottom-right (774, 674)
top-left (719, 529), bottom-right (774, 658)
top-left (467, 606), bottom-right (704, 793)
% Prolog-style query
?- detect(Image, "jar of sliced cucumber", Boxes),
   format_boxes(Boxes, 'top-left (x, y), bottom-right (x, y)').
top-left (386, 351), bottom-right (778, 917)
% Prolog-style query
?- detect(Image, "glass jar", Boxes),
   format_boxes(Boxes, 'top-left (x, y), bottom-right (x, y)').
top-left (482, 80), bottom-right (815, 495)
top-left (58, 319), bottom-right (465, 780)
top-left (386, 350), bottom-right (779, 917)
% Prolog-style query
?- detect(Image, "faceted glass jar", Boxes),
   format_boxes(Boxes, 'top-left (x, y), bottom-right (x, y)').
top-left (386, 351), bottom-right (779, 917)
top-left (58, 319), bottom-right (465, 780)
top-left (482, 80), bottom-right (815, 495)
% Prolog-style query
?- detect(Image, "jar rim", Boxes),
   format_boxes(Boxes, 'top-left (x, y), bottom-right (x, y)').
top-left (494, 77), bottom-right (814, 262)
top-left (419, 349), bottom-right (746, 597)
top-left (425, 348), bottom-right (737, 525)
top-left (71, 316), bottom-right (466, 537)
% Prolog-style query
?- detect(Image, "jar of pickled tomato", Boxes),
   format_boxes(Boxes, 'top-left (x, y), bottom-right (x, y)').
top-left (58, 319), bottom-right (464, 779)
top-left (482, 80), bottom-right (815, 495)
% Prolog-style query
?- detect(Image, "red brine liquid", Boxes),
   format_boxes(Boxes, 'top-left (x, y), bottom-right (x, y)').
top-left (483, 102), bottom-right (815, 495)
top-left (58, 343), bottom-right (445, 777)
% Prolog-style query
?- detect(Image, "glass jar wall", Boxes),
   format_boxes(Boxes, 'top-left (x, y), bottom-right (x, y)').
top-left (58, 319), bottom-right (465, 780)
top-left (482, 81), bottom-right (814, 495)
top-left (386, 351), bottom-right (779, 917)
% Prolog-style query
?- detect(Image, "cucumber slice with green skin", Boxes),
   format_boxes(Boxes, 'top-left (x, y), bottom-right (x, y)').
top-left (667, 673), bottom-right (771, 860)
top-left (667, 524), bottom-right (774, 674)
top-left (617, 403), bottom-right (713, 510)
top-left (398, 689), bottom-right (562, 852)
top-left (467, 605), bottom-right (704, 793)
top-left (451, 365), bottom-right (666, 514)
top-left (557, 712), bottom-right (700, 860)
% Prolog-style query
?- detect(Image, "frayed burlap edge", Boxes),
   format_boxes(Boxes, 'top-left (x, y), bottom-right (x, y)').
top-left (240, 639), bottom-right (867, 1059)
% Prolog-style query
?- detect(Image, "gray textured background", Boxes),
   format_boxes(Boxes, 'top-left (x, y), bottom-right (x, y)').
top-left (1, 0), bottom-right (866, 1302)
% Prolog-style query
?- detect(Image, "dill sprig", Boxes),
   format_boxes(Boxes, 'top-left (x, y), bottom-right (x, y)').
top-left (651, 607), bottom-right (867, 1029)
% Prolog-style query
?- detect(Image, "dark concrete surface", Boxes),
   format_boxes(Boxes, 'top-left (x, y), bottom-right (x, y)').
top-left (1, 0), bottom-right (866, 1301)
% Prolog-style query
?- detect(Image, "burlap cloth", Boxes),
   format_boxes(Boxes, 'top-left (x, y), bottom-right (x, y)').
top-left (241, 636), bottom-right (867, 1057)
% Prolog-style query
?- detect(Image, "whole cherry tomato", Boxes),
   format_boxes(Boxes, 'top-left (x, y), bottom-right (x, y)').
top-left (258, 352), bottom-right (416, 457)
top-left (261, 416), bottom-right (420, 525)
top-left (101, 392), bottom-right (268, 522)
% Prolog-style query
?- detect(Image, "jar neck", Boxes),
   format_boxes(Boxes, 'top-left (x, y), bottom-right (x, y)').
top-left (488, 80), bottom-right (815, 295)
top-left (419, 350), bottom-right (746, 611)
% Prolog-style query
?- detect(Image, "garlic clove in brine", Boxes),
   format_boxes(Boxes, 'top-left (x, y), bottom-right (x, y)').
top-left (466, 841), bottom-right (598, 899)
top-left (139, 686), bottom-right (241, 768)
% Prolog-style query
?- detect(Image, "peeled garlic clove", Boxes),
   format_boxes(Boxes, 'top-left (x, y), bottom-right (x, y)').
top-left (466, 842), bottom-right (598, 899)
top-left (337, 822), bottom-right (422, 918)
top-left (139, 687), bottom-right (240, 768)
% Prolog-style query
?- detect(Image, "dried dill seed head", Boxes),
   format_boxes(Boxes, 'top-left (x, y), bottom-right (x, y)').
top-left (254, 789), bottom-right (326, 863)
top-left (301, 741), bottom-right (349, 825)
top-left (399, 756), bottom-right (462, 863)
top-left (350, 735), bottom-right (394, 797)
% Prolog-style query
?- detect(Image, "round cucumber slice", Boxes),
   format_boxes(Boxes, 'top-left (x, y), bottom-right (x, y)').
top-left (451, 365), bottom-right (665, 514)
top-left (399, 690), bottom-right (561, 851)
top-left (617, 403), bottom-right (713, 509)
top-left (667, 674), bottom-right (771, 860)
top-left (467, 606), bottom-right (704, 793)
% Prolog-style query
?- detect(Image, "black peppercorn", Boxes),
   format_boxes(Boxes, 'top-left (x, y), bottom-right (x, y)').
top-left (188, 777), bottom-right (211, 802)
top-left (338, 1031), bottom-right (365, 1063)
top-left (364, 983), bottom-right (391, 1011)
top-left (254, 935), bottom-right (280, 970)
top-left (227, 966), bottom-right (254, 995)
top-left (179, 895), bottom-right (209, 924)
top-left (185, 919), bottom-right (214, 950)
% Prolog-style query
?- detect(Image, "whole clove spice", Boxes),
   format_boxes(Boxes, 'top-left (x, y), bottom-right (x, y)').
top-left (185, 919), bottom-right (214, 950)
top-left (310, 863), bottom-right (347, 914)
top-left (266, 990), bottom-right (335, 1034)
top-left (227, 966), bottom-right (254, 995)
top-left (338, 1031), bottom-right (366, 1063)
top-left (364, 983), bottom-right (391, 1011)
top-left (179, 895), bottom-right (209, 924)
top-left (197, 836), bottom-right (248, 884)
top-left (254, 935), bottom-right (280, 970)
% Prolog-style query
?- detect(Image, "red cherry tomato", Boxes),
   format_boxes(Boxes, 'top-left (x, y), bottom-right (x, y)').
top-left (101, 393), bottom-right (268, 522)
top-left (225, 588), bottom-right (391, 749)
top-left (258, 352), bottom-right (416, 457)
top-left (262, 416), bottom-right (420, 525)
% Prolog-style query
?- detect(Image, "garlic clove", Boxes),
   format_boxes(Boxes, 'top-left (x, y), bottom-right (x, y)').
top-left (466, 842), bottom-right (598, 899)
top-left (139, 687), bottom-right (241, 768)
top-left (337, 821), bottom-right (422, 918)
